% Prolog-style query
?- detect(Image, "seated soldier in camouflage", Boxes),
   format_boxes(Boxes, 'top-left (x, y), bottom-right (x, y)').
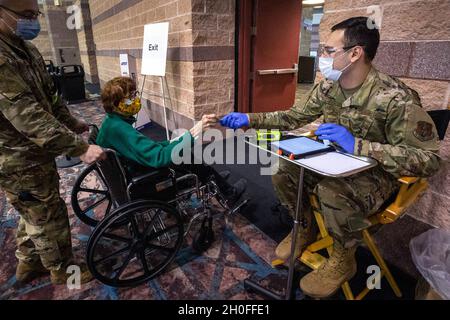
top-left (220, 17), bottom-right (441, 298)
top-left (0, 0), bottom-right (105, 285)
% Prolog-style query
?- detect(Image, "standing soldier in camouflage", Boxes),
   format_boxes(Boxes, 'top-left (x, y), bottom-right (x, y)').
top-left (0, 0), bottom-right (105, 285)
top-left (221, 17), bottom-right (440, 298)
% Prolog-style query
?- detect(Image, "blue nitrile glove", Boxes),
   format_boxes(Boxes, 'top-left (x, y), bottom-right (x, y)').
top-left (315, 123), bottom-right (355, 154)
top-left (220, 112), bottom-right (249, 129)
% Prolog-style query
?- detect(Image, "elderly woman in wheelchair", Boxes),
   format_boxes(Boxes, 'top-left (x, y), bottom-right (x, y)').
top-left (71, 77), bottom-right (248, 287)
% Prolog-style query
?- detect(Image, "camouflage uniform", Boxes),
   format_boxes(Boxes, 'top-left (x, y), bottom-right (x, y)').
top-left (0, 33), bottom-right (88, 270)
top-left (249, 67), bottom-right (441, 246)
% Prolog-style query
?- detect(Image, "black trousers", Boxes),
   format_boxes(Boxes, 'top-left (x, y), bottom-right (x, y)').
top-left (172, 162), bottom-right (232, 195)
top-left (125, 153), bottom-right (233, 196)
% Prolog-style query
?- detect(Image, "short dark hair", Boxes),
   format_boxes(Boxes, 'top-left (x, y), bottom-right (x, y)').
top-left (331, 16), bottom-right (380, 61)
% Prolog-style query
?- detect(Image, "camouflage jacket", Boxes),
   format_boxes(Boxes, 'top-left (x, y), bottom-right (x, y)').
top-left (249, 67), bottom-right (441, 178)
top-left (0, 33), bottom-right (88, 175)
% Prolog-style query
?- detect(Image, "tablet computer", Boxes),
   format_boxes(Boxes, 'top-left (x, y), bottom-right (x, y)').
top-left (271, 137), bottom-right (334, 159)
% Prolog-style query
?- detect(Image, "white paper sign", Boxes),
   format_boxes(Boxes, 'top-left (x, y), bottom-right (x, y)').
top-left (119, 54), bottom-right (130, 76)
top-left (141, 22), bottom-right (169, 76)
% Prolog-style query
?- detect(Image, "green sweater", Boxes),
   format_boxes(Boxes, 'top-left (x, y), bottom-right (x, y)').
top-left (96, 113), bottom-right (194, 169)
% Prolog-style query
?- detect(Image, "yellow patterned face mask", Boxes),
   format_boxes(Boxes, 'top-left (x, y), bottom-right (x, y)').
top-left (117, 97), bottom-right (141, 116)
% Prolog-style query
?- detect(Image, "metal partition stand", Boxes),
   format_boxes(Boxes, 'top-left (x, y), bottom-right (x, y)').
top-left (138, 75), bottom-right (177, 141)
top-left (160, 76), bottom-right (170, 140)
top-left (243, 166), bottom-right (305, 300)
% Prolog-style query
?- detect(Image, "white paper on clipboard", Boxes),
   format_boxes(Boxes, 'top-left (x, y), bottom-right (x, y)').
top-left (295, 152), bottom-right (375, 176)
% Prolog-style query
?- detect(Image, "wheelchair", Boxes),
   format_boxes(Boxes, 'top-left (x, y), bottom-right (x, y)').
top-left (71, 125), bottom-right (249, 287)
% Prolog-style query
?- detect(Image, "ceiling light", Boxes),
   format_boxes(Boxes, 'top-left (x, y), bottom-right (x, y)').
top-left (302, 0), bottom-right (325, 5)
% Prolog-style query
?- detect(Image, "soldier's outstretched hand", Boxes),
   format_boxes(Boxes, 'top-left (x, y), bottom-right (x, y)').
top-left (220, 112), bottom-right (249, 129)
top-left (80, 145), bottom-right (107, 164)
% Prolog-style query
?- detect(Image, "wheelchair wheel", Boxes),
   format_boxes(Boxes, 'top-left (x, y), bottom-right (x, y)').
top-left (71, 163), bottom-right (112, 227)
top-left (87, 200), bottom-right (184, 287)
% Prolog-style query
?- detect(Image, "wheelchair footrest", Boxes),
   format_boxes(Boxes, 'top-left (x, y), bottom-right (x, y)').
top-left (229, 198), bottom-right (250, 215)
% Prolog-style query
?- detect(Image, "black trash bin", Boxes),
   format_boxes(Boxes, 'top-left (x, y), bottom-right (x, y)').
top-left (57, 65), bottom-right (86, 103)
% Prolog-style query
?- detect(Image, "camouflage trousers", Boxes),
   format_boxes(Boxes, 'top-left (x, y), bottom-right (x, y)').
top-left (0, 162), bottom-right (73, 270)
top-left (272, 158), bottom-right (400, 247)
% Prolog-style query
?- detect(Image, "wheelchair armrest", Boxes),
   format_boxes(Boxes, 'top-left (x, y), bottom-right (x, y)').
top-left (88, 124), bottom-right (100, 145)
top-left (398, 176), bottom-right (420, 185)
top-left (130, 171), bottom-right (161, 185)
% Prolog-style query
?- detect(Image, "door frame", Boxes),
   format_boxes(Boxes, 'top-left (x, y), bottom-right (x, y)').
top-left (236, 0), bottom-right (254, 114)
top-left (236, 0), bottom-right (303, 114)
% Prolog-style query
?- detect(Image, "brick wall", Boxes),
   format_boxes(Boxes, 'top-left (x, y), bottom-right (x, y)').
top-left (190, 1), bottom-right (236, 120)
top-left (43, 0), bottom-right (82, 66)
top-left (32, 0), bottom-right (82, 67)
top-left (321, 0), bottom-right (450, 230)
top-left (31, 3), bottom-right (54, 61)
top-left (88, 0), bottom-right (236, 130)
top-left (75, 0), bottom-right (99, 83)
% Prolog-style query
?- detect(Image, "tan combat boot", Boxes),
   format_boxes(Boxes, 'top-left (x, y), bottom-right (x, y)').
top-left (275, 223), bottom-right (317, 261)
top-left (300, 242), bottom-right (357, 298)
top-left (50, 263), bottom-right (94, 285)
top-left (275, 204), bottom-right (317, 261)
top-left (16, 260), bottom-right (49, 284)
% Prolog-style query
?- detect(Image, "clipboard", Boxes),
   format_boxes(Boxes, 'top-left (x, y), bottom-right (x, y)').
top-left (244, 134), bottom-right (378, 177)
top-left (271, 136), bottom-right (334, 159)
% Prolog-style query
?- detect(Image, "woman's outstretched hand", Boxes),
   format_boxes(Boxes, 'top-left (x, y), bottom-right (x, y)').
top-left (190, 114), bottom-right (219, 139)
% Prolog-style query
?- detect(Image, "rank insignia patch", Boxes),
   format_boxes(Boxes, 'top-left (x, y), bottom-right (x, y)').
top-left (413, 121), bottom-right (435, 142)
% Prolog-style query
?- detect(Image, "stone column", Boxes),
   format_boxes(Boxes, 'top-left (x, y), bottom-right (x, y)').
top-left (31, 1), bottom-right (54, 61)
top-left (42, 0), bottom-right (82, 66)
top-left (74, 0), bottom-right (99, 84)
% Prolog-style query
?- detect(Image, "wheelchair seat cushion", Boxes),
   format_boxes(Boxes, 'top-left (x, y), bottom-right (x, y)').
top-left (119, 157), bottom-right (177, 201)
top-left (129, 169), bottom-right (177, 202)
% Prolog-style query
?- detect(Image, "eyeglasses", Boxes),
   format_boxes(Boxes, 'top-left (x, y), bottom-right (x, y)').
top-left (0, 5), bottom-right (43, 20)
top-left (129, 91), bottom-right (140, 99)
top-left (320, 45), bottom-right (359, 56)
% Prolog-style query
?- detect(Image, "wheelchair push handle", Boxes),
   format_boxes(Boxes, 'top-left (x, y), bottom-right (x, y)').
top-left (87, 124), bottom-right (100, 145)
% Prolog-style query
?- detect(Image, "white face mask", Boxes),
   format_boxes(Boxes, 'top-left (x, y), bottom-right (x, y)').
top-left (319, 49), bottom-right (353, 81)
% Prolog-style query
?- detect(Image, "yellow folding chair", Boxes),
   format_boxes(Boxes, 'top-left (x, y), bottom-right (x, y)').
top-left (300, 181), bottom-right (427, 300)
